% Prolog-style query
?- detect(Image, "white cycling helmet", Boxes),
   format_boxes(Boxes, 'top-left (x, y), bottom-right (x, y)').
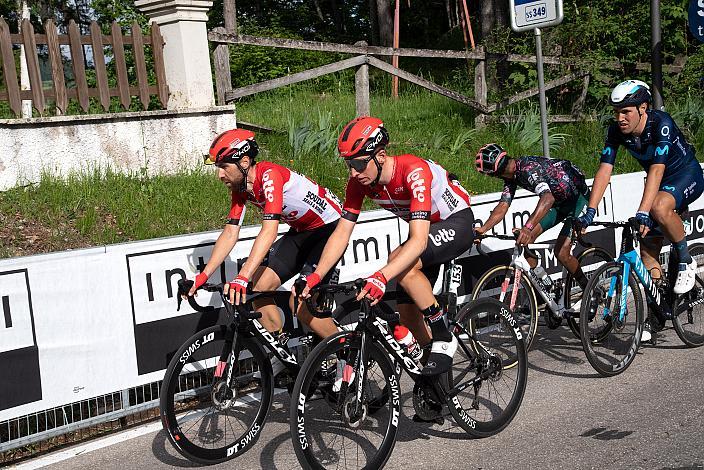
top-left (609, 80), bottom-right (651, 108)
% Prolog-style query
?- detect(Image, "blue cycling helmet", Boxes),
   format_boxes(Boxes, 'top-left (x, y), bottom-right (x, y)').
top-left (609, 80), bottom-right (651, 108)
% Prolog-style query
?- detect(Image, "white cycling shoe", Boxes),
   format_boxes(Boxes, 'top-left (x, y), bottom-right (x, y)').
top-left (421, 335), bottom-right (458, 376)
top-left (673, 259), bottom-right (698, 294)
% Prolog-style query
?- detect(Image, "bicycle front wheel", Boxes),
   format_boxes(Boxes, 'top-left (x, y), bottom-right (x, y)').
top-left (673, 244), bottom-right (704, 347)
top-left (450, 297), bottom-right (527, 437)
top-left (290, 331), bottom-right (398, 470)
top-left (579, 262), bottom-right (643, 377)
top-left (472, 265), bottom-right (539, 351)
top-left (160, 325), bottom-right (273, 464)
top-left (565, 246), bottom-right (614, 339)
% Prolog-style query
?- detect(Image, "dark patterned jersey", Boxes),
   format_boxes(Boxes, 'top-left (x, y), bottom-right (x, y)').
top-left (501, 156), bottom-right (588, 204)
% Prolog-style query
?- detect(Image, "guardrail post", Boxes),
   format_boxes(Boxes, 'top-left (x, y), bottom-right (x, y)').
top-left (355, 41), bottom-right (370, 117)
top-left (135, 0), bottom-right (215, 109)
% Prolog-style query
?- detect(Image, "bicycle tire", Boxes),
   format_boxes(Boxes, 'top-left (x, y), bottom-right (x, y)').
top-left (579, 262), bottom-right (643, 377)
top-left (472, 264), bottom-right (539, 351)
top-left (160, 325), bottom-right (273, 464)
top-left (673, 244), bottom-right (704, 347)
top-left (565, 246), bottom-right (615, 339)
top-left (290, 330), bottom-right (399, 470)
top-left (449, 297), bottom-right (527, 437)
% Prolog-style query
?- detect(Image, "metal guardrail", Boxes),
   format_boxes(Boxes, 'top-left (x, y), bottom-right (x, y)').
top-left (0, 344), bottom-right (309, 459)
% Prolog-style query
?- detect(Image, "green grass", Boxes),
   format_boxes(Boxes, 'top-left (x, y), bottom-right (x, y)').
top-left (1, 84), bottom-right (702, 259)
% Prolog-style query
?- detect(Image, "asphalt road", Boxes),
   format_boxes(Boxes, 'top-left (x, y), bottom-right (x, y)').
top-left (17, 324), bottom-right (704, 470)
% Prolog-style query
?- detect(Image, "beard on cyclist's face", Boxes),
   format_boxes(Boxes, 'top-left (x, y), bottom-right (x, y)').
top-left (217, 163), bottom-right (244, 189)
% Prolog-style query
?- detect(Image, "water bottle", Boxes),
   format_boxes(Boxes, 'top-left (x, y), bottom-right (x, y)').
top-left (532, 265), bottom-right (553, 291)
top-left (393, 325), bottom-right (422, 363)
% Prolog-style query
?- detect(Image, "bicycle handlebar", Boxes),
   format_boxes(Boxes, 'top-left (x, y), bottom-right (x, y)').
top-left (176, 279), bottom-right (287, 321)
top-left (300, 279), bottom-right (400, 323)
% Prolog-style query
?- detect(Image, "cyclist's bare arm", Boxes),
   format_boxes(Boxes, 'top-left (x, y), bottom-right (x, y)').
top-left (586, 162), bottom-right (613, 211)
top-left (237, 219), bottom-right (280, 280)
top-left (638, 163), bottom-right (666, 213)
top-left (526, 192), bottom-right (555, 228)
top-left (477, 201), bottom-right (510, 235)
top-left (188, 223), bottom-right (241, 295)
top-left (306, 218), bottom-right (356, 291)
top-left (378, 219), bottom-right (430, 280)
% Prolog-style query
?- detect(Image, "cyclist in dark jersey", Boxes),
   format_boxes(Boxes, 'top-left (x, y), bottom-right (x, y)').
top-left (474, 144), bottom-right (592, 324)
top-left (577, 80), bottom-right (703, 300)
top-left (299, 116), bottom-right (474, 376)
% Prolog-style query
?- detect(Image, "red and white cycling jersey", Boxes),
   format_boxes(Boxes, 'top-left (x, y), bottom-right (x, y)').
top-left (228, 162), bottom-right (342, 231)
top-left (342, 154), bottom-right (471, 223)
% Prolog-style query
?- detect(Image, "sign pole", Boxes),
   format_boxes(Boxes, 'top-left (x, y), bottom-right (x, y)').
top-left (534, 27), bottom-right (550, 158)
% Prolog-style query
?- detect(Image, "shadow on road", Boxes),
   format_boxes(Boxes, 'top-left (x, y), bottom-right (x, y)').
top-left (151, 429), bottom-right (202, 468)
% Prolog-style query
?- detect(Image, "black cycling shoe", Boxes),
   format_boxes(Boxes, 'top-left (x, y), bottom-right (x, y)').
top-left (545, 309), bottom-right (563, 329)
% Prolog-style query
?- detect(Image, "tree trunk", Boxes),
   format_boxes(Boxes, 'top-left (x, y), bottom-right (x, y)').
top-left (376, 0), bottom-right (393, 48)
top-left (480, 0), bottom-right (498, 94)
top-left (312, 0), bottom-right (325, 23)
top-left (369, 0), bottom-right (379, 45)
top-left (330, 0), bottom-right (345, 33)
top-left (444, 0), bottom-right (454, 28)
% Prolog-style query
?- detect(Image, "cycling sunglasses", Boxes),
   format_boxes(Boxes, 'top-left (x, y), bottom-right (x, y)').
top-left (345, 155), bottom-right (374, 173)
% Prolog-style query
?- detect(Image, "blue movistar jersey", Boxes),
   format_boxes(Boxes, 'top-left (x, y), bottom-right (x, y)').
top-left (600, 109), bottom-right (697, 177)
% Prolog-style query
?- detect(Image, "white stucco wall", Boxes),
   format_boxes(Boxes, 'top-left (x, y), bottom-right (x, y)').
top-left (0, 105), bottom-right (236, 190)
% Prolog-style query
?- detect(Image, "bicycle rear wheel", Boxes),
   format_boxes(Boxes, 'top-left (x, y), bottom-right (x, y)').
top-left (565, 246), bottom-right (614, 339)
top-left (579, 262), bottom-right (643, 377)
top-left (472, 265), bottom-right (539, 351)
top-left (673, 244), bottom-right (704, 347)
top-left (290, 331), bottom-right (398, 470)
top-left (449, 297), bottom-right (527, 437)
top-left (160, 325), bottom-right (273, 464)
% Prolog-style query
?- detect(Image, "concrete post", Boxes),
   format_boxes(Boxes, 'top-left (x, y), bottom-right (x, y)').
top-left (135, 0), bottom-right (215, 109)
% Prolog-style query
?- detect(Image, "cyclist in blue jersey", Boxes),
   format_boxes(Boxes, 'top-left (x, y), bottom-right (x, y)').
top-left (576, 80), bottom-right (703, 336)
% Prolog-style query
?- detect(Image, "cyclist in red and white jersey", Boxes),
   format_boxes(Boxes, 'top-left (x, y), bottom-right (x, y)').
top-left (187, 129), bottom-right (341, 343)
top-left (300, 117), bottom-right (474, 376)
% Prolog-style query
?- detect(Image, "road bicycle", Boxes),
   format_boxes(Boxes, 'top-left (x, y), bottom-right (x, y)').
top-left (579, 219), bottom-right (704, 377)
top-left (472, 231), bottom-right (613, 354)
top-left (289, 280), bottom-right (527, 470)
top-left (160, 279), bottom-right (328, 464)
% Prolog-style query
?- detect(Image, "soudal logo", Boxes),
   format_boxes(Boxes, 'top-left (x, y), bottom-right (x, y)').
top-left (262, 170), bottom-right (275, 203)
top-left (428, 228), bottom-right (456, 247)
top-left (406, 167), bottom-right (426, 202)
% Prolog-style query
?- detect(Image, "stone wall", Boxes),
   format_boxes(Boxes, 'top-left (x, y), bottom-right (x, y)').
top-left (0, 105), bottom-right (236, 190)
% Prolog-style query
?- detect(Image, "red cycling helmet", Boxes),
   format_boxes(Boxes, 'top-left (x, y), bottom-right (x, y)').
top-left (206, 129), bottom-right (259, 165)
top-left (337, 116), bottom-right (389, 159)
top-left (475, 143), bottom-right (508, 175)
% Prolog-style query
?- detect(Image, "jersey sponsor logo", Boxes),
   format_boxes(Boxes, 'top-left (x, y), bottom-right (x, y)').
top-left (428, 228), bottom-right (456, 247)
top-left (602, 147), bottom-right (613, 157)
top-left (662, 185), bottom-right (676, 192)
top-left (534, 182), bottom-right (550, 195)
top-left (410, 210), bottom-right (430, 220)
top-left (441, 188), bottom-right (458, 211)
top-left (406, 167), bottom-right (426, 202)
top-left (262, 170), bottom-right (275, 202)
top-left (655, 145), bottom-right (669, 156)
top-left (661, 125), bottom-right (670, 137)
top-left (302, 190), bottom-right (328, 214)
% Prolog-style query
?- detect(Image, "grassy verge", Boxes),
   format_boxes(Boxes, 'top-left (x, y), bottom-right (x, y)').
top-left (1, 84), bottom-right (700, 259)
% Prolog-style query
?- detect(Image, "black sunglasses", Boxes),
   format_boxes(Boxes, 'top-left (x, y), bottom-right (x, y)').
top-left (345, 155), bottom-right (374, 172)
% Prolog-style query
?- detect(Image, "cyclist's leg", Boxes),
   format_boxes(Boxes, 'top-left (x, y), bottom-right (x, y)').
top-left (285, 222), bottom-right (340, 339)
top-left (250, 266), bottom-right (284, 332)
top-left (556, 194), bottom-right (589, 287)
top-left (404, 208), bottom-right (475, 375)
top-left (394, 259), bottom-right (433, 347)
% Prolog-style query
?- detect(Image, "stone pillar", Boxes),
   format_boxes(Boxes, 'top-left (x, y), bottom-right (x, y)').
top-left (135, 0), bottom-right (215, 109)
